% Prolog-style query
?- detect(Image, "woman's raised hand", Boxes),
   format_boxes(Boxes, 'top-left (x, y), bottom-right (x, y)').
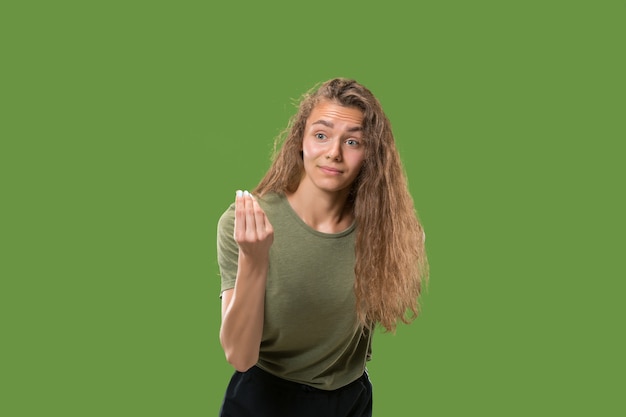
top-left (234, 190), bottom-right (274, 261)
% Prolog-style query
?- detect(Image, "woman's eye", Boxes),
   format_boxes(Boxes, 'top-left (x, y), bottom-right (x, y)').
top-left (346, 139), bottom-right (360, 146)
top-left (315, 133), bottom-right (326, 140)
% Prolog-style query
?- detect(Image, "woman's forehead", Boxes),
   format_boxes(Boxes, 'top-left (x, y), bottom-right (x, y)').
top-left (306, 100), bottom-right (364, 127)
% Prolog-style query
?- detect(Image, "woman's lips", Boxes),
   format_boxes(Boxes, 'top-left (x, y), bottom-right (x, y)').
top-left (319, 165), bottom-right (343, 175)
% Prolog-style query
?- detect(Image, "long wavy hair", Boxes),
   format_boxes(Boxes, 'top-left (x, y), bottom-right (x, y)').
top-left (254, 78), bottom-right (428, 332)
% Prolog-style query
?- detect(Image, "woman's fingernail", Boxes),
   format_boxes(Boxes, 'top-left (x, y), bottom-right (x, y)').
top-left (236, 190), bottom-right (243, 197)
top-left (243, 190), bottom-right (249, 197)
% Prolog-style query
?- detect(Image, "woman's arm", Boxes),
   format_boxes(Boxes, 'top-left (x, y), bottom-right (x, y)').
top-left (219, 191), bottom-right (273, 372)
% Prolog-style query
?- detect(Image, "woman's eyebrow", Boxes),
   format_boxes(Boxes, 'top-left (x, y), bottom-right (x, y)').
top-left (311, 119), bottom-right (333, 128)
top-left (311, 119), bottom-right (363, 132)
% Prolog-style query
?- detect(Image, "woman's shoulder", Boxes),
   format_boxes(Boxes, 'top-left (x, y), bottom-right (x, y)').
top-left (256, 191), bottom-right (283, 207)
top-left (258, 192), bottom-right (299, 229)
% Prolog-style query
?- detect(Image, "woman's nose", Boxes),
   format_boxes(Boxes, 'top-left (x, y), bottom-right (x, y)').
top-left (326, 139), bottom-right (342, 161)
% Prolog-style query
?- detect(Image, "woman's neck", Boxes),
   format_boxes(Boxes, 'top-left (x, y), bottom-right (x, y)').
top-left (286, 185), bottom-right (354, 234)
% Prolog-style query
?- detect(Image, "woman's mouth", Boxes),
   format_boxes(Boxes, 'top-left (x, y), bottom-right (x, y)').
top-left (319, 165), bottom-right (343, 175)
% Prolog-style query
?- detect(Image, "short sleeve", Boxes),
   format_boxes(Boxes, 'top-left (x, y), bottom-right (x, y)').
top-left (217, 203), bottom-right (238, 295)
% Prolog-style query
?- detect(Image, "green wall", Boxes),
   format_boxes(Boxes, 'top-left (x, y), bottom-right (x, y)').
top-left (3, 1), bottom-right (624, 415)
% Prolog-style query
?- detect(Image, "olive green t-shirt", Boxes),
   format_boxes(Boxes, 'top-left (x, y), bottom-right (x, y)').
top-left (217, 193), bottom-right (372, 390)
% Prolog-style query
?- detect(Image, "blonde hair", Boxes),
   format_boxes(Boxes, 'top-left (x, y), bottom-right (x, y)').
top-left (254, 78), bottom-right (428, 332)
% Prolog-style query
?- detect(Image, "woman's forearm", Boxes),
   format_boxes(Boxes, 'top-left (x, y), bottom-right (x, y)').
top-left (219, 256), bottom-right (268, 372)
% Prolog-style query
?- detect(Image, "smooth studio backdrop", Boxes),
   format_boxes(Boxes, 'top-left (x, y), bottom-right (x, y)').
top-left (2, 1), bottom-right (624, 415)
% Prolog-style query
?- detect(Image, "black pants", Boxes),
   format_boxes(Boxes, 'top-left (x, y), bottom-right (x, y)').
top-left (219, 366), bottom-right (373, 417)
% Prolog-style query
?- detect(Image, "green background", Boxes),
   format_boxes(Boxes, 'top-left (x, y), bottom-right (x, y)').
top-left (2, 0), bottom-right (624, 415)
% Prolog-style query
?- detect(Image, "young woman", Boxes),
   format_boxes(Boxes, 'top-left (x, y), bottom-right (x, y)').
top-left (217, 78), bottom-right (428, 417)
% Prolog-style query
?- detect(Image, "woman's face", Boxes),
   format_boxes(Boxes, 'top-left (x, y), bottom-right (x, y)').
top-left (299, 100), bottom-right (366, 195)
